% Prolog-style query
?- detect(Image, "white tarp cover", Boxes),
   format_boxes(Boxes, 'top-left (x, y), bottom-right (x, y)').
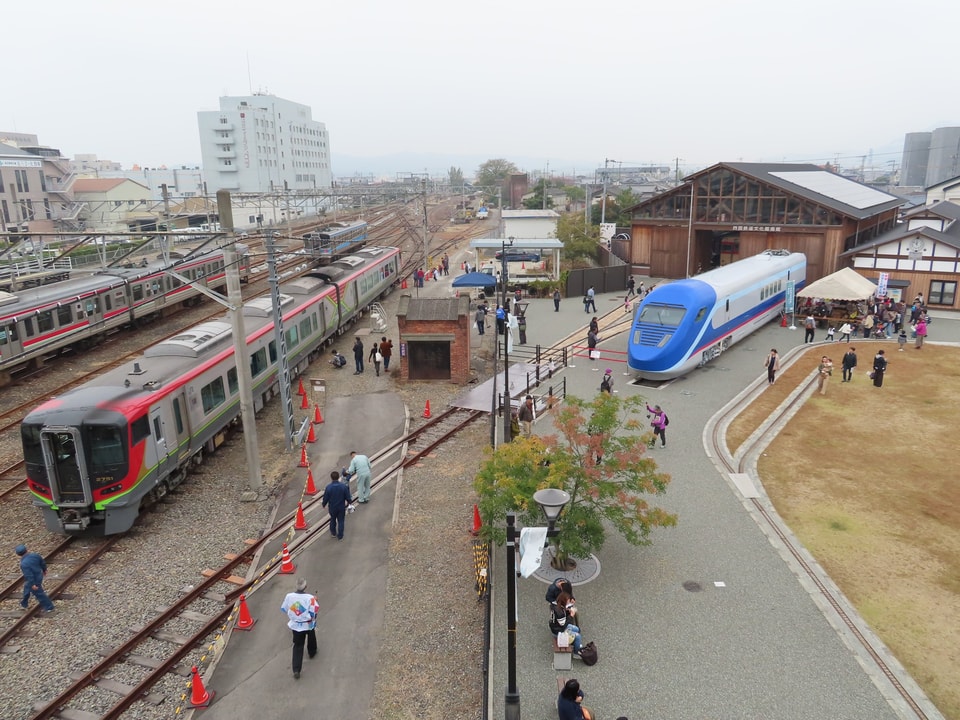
top-left (797, 267), bottom-right (877, 300)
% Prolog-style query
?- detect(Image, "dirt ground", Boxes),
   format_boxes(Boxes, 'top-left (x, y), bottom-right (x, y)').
top-left (736, 343), bottom-right (960, 719)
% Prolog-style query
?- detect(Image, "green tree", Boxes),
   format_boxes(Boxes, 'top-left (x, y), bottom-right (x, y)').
top-left (590, 187), bottom-right (640, 227)
top-left (522, 178), bottom-right (555, 210)
top-left (475, 158), bottom-right (519, 200)
top-left (475, 394), bottom-right (676, 569)
top-left (448, 166), bottom-right (464, 189)
top-left (555, 211), bottom-right (600, 263)
top-left (562, 185), bottom-right (585, 204)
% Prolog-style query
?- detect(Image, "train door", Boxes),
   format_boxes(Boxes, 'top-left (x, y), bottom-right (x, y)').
top-left (149, 406), bottom-right (174, 481)
top-left (171, 392), bottom-right (191, 462)
top-left (0, 322), bottom-right (23, 363)
top-left (39, 426), bottom-right (91, 506)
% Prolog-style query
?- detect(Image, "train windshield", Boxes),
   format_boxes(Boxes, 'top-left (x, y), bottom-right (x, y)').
top-left (638, 304), bottom-right (687, 327)
top-left (87, 424), bottom-right (126, 471)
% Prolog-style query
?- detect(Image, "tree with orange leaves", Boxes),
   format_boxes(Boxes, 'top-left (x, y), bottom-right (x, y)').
top-left (474, 394), bottom-right (676, 570)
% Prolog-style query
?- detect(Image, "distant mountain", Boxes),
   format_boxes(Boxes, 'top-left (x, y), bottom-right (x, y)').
top-left (330, 152), bottom-right (597, 181)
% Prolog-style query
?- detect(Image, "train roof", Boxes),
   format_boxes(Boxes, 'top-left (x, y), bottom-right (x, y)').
top-left (683, 250), bottom-right (805, 298)
top-left (0, 273), bottom-right (128, 321)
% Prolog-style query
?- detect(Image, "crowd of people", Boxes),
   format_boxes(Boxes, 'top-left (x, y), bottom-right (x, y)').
top-left (798, 293), bottom-right (931, 344)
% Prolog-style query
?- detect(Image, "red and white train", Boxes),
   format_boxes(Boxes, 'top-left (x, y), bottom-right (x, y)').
top-left (0, 247), bottom-right (250, 385)
top-left (21, 245), bottom-right (400, 535)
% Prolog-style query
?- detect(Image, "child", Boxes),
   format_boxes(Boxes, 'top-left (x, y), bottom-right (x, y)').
top-left (898, 328), bottom-right (907, 351)
top-left (826, 325), bottom-right (836, 342)
top-left (624, 296), bottom-right (632, 313)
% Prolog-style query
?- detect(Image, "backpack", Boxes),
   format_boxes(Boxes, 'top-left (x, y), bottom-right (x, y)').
top-left (662, 413), bottom-right (669, 427)
top-left (600, 378), bottom-right (611, 393)
top-left (579, 640), bottom-right (598, 666)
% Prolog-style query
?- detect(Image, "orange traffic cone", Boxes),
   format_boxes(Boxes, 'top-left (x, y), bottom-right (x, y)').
top-left (235, 594), bottom-right (256, 631)
top-left (306, 423), bottom-right (317, 443)
top-left (780, 314), bottom-right (787, 327)
top-left (298, 445), bottom-right (309, 468)
top-left (471, 504), bottom-right (482, 536)
top-left (313, 405), bottom-right (324, 424)
top-left (461, 261), bottom-right (466, 270)
top-left (305, 468), bottom-right (318, 496)
top-left (297, 377), bottom-right (306, 396)
top-left (280, 542), bottom-right (296, 574)
top-left (422, 400), bottom-right (431, 418)
top-left (300, 392), bottom-right (309, 410)
top-left (521, 261), bottom-right (526, 269)
top-left (401, 277), bottom-right (408, 289)
top-left (294, 502), bottom-right (308, 530)
top-left (188, 666), bottom-right (215, 708)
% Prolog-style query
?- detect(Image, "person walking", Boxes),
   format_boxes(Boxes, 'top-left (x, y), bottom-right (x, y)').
top-left (841, 347), bottom-right (858, 382)
top-left (553, 288), bottom-right (561, 312)
top-left (352, 337), bottom-right (365, 375)
top-left (586, 286), bottom-right (597, 313)
top-left (872, 350), bottom-right (887, 387)
top-left (321, 471), bottom-right (352, 540)
top-left (517, 395), bottom-right (535, 437)
top-left (898, 328), bottom-right (908, 351)
top-left (817, 355), bottom-right (833, 395)
top-left (368, 342), bottom-right (379, 373)
top-left (646, 404), bottom-right (668, 448)
top-left (626, 275), bottom-right (636, 299)
top-left (475, 304), bottom-right (487, 335)
top-left (600, 368), bottom-right (614, 394)
top-left (379, 337), bottom-right (393, 371)
top-left (914, 317), bottom-right (927, 349)
top-left (764, 348), bottom-right (781, 385)
top-left (280, 578), bottom-right (318, 679)
top-left (345, 450), bottom-right (373, 504)
top-left (839, 322), bottom-right (853, 343)
top-left (804, 315), bottom-right (816, 343)
top-left (15, 544), bottom-right (54, 613)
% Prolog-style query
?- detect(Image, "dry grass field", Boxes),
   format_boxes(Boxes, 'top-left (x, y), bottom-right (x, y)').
top-left (730, 342), bottom-right (960, 719)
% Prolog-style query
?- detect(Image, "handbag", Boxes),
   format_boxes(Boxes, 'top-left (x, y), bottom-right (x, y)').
top-left (579, 640), bottom-right (598, 666)
top-left (375, 352), bottom-right (383, 362)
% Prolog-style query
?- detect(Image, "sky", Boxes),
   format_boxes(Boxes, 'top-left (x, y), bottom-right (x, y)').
top-left (5, 0), bottom-right (960, 178)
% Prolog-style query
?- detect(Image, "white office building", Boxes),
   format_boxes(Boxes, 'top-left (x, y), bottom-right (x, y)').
top-left (197, 94), bottom-right (332, 194)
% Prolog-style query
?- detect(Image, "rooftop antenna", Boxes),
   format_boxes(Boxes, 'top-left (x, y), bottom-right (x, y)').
top-left (246, 53), bottom-right (253, 95)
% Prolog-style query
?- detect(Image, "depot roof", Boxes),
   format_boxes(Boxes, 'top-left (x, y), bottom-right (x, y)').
top-left (469, 239), bottom-right (564, 249)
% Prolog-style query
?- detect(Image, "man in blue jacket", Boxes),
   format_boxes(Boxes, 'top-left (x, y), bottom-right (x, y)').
top-left (321, 471), bottom-right (352, 540)
top-left (15, 544), bottom-right (55, 613)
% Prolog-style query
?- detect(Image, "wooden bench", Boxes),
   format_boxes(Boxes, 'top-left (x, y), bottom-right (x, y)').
top-left (553, 635), bottom-right (573, 670)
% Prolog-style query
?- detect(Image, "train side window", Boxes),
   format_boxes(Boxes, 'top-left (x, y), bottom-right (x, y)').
top-left (268, 341), bottom-right (277, 362)
top-left (173, 398), bottom-right (184, 434)
top-left (299, 318), bottom-right (311, 339)
top-left (725, 299), bottom-right (730, 312)
top-left (152, 417), bottom-right (163, 442)
top-left (286, 326), bottom-right (299, 348)
top-left (251, 348), bottom-right (267, 376)
top-left (89, 425), bottom-right (124, 466)
top-left (228, 367), bottom-right (239, 395)
top-left (311, 315), bottom-right (318, 332)
top-left (201, 377), bottom-right (226, 413)
top-left (131, 416), bottom-right (150, 444)
top-left (23, 318), bottom-right (35, 338)
top-left (104, 294), bottom-right (112, 311)
top-left (133, 285), bottom-right (144, 301)
top-left (38, 310), bottom-right (54, 333)
top-left (57, 306), bottom-right (72, 326)
top-left (695, 307), bottom-right (707, 322)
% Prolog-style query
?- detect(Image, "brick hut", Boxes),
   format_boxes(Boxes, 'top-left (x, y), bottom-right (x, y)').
top-left (396, 294), bottom-right (472, 383)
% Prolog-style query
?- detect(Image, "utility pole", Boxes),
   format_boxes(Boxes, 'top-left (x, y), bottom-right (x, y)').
top-left (422, 178), bottom-right (429, 269)
top-left (674, 157), bottom-right (683, 185)
top-left (602, 158), bottom-right (617, 225)
top-left (160, 183), bottom-right (171, 265)
top-left (217, 190), bottom-right (262, 493)
top-left (267, 231), bottom-right (296, 451)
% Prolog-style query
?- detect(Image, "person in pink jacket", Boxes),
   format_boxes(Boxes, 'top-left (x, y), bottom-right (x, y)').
top-left (914, 318), bottom-right (927, 349)
top-left (646, 404), bottom-right (668, 448)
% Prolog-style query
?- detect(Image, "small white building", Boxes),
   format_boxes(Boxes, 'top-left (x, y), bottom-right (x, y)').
top-left (73, 178), bottom-right (153, 232)
top-left (501, 209), bottom-right (560, 240)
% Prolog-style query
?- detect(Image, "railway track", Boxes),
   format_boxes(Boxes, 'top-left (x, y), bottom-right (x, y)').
top-left (704, 355), bottom-right (934, 720)
top-left (25, 404), bottom-right (485, 720)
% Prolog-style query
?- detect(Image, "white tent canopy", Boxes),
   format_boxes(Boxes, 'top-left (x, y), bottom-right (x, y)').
top-left (797, 267), bottom-right (877, 300)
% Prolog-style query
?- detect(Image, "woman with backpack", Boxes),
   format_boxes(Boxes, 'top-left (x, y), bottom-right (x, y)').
top-left (600, 369), bottom-right (614, 394)
top-left (646, 404), bottom-right (668, 448)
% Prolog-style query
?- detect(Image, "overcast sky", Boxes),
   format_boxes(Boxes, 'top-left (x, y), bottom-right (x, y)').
top-left (5, 0), bottom-right (959, 178)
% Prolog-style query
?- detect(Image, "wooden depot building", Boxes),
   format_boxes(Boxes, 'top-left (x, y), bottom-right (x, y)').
top-left (624, 162), bottom-right (904, 284)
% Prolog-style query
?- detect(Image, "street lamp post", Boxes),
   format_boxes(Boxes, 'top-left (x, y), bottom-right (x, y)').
top-left (501, 237), bottom-right (514, 444)
top-left (504, 489), bottom-right (570, 720)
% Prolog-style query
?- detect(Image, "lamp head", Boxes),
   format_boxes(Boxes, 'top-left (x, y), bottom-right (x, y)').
top-left (533, 488), bottom-right (570, 522)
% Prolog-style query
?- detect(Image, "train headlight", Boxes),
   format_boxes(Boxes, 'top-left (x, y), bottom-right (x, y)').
top-left (657, 334), bottom-right (672, 347)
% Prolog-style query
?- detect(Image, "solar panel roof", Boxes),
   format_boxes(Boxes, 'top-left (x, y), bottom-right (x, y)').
top-left (769, 171), bottom-right (898, 210)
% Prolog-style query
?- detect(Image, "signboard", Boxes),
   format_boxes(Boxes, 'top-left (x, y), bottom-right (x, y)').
top-left (785, 280), bottom-right (795, 315)
top-left (876, 272), bottom-right (889, 298)
top-left (599, 223), bottom-right (617, 241)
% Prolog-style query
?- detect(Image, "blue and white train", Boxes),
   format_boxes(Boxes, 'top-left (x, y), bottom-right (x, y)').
top-left (627, 250), bottom-right (806, 380)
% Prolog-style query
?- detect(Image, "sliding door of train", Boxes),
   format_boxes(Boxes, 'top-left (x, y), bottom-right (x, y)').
top-left (149, 405), bottom-right (175, 481)
top-left (0, 321), bottom-right (23, 364)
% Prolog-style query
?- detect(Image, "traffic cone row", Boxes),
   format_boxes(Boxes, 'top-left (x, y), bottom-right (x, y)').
top-left (280, 542), bottom-right (296, 574)
top-left (471, 504), bottom-right (482, 536)
top-left (305, 468), bottom-right (318, 496)
top-left (306, 423), bottom-right (316, 443)
top-left (189, 666), bottom-right (215, 708)
top-left (294, 502), bottom-right (308, 531)
top-left (298, 445), bottom-right (308, 468)
top-left (235, 594), bottom-right (256, 631)
top-left (422, 400), bottom-right (431, 418)
top-left (313, 405), bottom-right (324, 424)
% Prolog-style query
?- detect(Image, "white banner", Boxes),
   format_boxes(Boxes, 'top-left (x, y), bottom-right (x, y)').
top-left (877, 272), bottom-right (889, 298)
